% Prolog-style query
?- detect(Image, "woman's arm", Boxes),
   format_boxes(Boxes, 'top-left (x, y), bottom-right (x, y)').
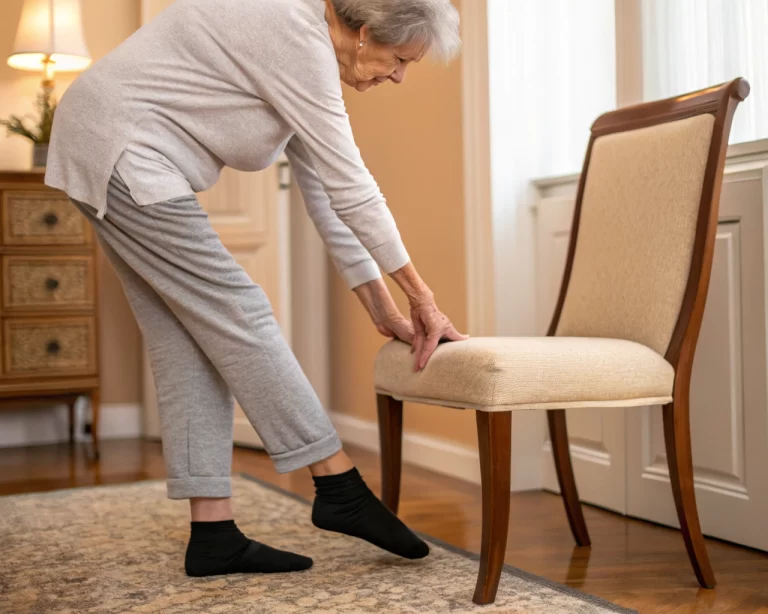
top-left (286, 137), bottom-right (414, 343)
top-left (286, 136), bottom-right (381, 289)
top-left (248, 24), bottom-right (410, 278)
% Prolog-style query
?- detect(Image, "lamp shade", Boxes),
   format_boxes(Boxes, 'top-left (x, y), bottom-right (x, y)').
top-left (8, 0), bottom-right (91, 73)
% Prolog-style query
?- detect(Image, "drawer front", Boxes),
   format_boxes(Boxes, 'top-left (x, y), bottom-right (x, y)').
top-left (3, 317), bottom-right (97, 377)
top-left (3, 256), bottom-right (95, 310)
top-left (2, 191), bottom-right (90, 245)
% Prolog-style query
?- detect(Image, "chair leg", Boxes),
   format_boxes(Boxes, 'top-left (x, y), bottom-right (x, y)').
top-left (547, 409), bottom-right (591, 547)
top-left (67, 397), bottom-right (77, 446)
top-left (663, 397), bottom-right (716, 588)
top-left (90, 388), bottom-right (101, 462)
top-left (474, 411), bottom-right (512, 606)
top-left (376, 394), bottom-right (403, 514)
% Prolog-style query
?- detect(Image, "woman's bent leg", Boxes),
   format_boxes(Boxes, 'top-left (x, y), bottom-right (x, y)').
top-left (73, 195), bottom-right (312, 575)
top-left (93, 232), bottom-right (234, 500)
top-left (84, 177), bottom-right (340, 473)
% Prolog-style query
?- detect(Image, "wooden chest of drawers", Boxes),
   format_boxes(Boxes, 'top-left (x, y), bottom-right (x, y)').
top-left (0, 172), bottom-right (100, 457)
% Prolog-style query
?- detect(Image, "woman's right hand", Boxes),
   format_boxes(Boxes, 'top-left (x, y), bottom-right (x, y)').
top-left (354, 278), bottom-right (414, 344)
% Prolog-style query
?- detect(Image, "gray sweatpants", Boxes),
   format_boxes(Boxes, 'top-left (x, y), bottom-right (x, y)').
top-left (74, 173), bottom-right (342, 499)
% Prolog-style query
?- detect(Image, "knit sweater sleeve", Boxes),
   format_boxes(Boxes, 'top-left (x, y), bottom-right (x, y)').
top-left (285, 135), bottom-right (382, 289)
top-left (242, 22), bottom-right (410, 275)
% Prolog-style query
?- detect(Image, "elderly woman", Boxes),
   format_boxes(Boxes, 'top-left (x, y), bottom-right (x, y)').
top-left (46, 0), bottom-right (464, 577)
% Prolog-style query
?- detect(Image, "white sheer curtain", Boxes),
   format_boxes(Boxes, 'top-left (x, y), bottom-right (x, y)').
top-left (642, 0), bottom-right (768, 144)
top-left (488, 0), bottom-right (617, 180)
top-left (487, 0), bottom-right (615, 337)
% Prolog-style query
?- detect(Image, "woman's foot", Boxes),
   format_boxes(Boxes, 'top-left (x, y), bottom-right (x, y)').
top-left (185, 520), bottom-right (312, 576)
top-left (311, 468), bottom-right (429, 559)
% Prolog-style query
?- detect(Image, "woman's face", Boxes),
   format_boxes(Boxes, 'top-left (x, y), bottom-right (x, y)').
top-left (343, 28), bottom-right (426, 92)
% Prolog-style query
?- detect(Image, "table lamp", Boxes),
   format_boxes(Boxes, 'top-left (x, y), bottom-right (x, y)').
top-left (7, 0), bottom-right (92, 90)
top-left (2, 0), bottom-right (91, 168)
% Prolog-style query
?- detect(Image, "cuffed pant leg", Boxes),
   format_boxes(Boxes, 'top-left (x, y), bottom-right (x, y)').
top-left (271, 431), bottom-right (342, 474)
top-left (166, 476), bottom-right (233, 500)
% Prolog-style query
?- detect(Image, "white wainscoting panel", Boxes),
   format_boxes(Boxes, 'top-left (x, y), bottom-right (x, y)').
top-left (626, 163), bottom-right (768, 551)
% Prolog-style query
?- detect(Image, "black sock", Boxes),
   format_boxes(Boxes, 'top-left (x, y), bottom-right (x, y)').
top-left (312, 468), bottom-right (429, 560)
top-left (184, 520), bottom-right (312, 577)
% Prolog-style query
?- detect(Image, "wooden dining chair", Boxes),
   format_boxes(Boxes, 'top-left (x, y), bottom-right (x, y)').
top-left (373, 79), bottom-right (750, 605)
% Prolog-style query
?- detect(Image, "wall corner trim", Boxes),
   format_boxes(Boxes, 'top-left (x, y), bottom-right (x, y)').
top-left (461, 0), bottom-right (496, 337)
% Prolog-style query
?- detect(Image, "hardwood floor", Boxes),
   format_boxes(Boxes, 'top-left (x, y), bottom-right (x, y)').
top-left (1, 438), bottom-right (767, 613)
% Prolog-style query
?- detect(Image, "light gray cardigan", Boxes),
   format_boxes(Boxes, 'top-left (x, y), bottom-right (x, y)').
top-left (45, 0), bottom-right (409, 288)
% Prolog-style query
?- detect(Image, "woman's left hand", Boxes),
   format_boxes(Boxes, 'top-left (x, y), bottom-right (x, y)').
top-left (409, 297), bottom-right (467, 371)
top-left (354, 278), bottom-right (414, 344)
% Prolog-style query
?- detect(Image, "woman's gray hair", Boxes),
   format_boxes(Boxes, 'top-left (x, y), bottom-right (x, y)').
top-left (330, 0), bottom-right (461, 61)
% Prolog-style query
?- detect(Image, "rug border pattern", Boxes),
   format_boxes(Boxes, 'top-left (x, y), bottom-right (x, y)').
top-left (1, 473), bottom-right (638, 614)
top-left (237, 473), bottom-right (637, 614)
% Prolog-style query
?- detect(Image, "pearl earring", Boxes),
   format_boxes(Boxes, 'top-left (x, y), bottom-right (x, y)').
top-left (359, 41), bottom-right (364, 47)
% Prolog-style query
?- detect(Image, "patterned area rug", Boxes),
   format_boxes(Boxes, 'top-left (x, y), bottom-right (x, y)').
top-left (0, 475), bottom-right (635, 614)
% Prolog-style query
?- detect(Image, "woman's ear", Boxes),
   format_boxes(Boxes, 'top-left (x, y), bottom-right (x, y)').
top-left (358, 24), bottom-right (371, 46)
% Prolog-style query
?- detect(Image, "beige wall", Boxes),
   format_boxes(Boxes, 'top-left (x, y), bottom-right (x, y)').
top-left (0, 0), bottom-right (142, 404)
top-left (331, 0), bottom-right (477, 448)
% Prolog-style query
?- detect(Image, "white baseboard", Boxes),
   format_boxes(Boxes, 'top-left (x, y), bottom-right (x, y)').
top-left (330, 411), bottom-right (548, 492)
top-left (97, 403), bottom-right (143, 440)
top-left (0, 402), bottom-right (142, 448)
top-left (329, 411), bottom-right (482, 486)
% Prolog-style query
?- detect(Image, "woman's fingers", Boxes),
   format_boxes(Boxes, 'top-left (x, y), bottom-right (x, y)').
top-left (411, 326), bottom-right (419, 354)
top-left (419, 333), bottom-right (442, 371)
top-left (411, 312), bottom-right (426, 371)
top-left (416, 320), bottom-right (469, 371)
top-left (412, 332), bottom-right (426, 371)
top-left (444, 325), bottom-right (469, 342)
top-left (407, 302), bottom-right (470, 371)
top-left (410, 311), bottom-right (422, 354)
top-left (416, 310), bottom-right (443, 370)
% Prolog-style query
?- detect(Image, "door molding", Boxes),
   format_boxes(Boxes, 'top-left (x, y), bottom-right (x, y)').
top-left (140, 0), bottom-right (161, 23)
top-left (461, 0), bottom-right (495, 337)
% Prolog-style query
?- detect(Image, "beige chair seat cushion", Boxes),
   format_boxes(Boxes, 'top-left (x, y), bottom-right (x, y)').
top-left (374, 337), bottom-right (674, 412)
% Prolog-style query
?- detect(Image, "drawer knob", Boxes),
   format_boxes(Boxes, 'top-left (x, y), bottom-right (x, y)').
top-left (43, 212), bottom-right (59, 227)
top-left (45, 277), bottom-right (60, 291)
top-left (46, 340), bottom-right (61, 355)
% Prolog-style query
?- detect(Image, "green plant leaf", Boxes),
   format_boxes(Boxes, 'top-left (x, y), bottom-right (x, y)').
top-left (0, 116), bottom-right (39, 143)
top-left (1, 83), bottom-right (58, 144)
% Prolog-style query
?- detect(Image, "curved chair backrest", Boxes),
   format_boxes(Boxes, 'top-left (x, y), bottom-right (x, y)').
top-left (550, 79), bottom-right (749, 367)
